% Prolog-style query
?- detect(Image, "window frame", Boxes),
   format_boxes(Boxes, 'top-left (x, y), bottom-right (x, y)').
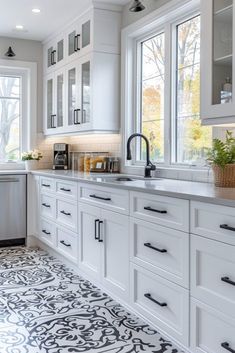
top-left (121, 0), bottom-right (211, 175)
top-left (0, 60), bottom-right (37, 169)
top-left (171, 12), bottom-right (202, 166)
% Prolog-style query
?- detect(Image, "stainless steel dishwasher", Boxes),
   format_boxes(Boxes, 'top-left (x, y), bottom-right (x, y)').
top-left (0, 174), bottom-right (26, 246)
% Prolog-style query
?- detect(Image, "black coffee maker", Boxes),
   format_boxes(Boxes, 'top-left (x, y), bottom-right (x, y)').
top-left (53, 144), bottom-right (69, 170)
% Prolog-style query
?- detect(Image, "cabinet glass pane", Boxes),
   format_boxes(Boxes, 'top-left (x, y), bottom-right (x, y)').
top-left (68, 68), bottom-right (76, 125)
top-left (68, 31), bottom-right (76, 56)
top-left (82, 61), bottom-right (90, 123)
top-left (212, 0), bottom-right (233, 105)
top-left (57, 40), bottom-right (64, 62)
top-left (82, 21), bottom-right (91, 48)
top-left (47, 79), bottom-right (53, 128)
top-left (47, 47), bottom-right (53, 68)
top-left (57, 74), bottom-right (64, 127)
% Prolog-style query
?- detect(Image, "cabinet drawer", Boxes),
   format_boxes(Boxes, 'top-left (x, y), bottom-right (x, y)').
top-left (40, 177), bottom-right (55, 193)
top-left (57, 227), bottom-right (78, 262)
top-left (130, 191), bottom-right (189, 232)
top-left (40, 218), bottom-right (56, 247)
top-left (130, 264), bottom-right (189, 346)
top-left (130, 218), bottom-right (189, 288)
top-left (191, 299), bottom-right (235, 353)
top-left (191, 201), bottom-right (235, 245)
top-left (40, 194), bottom-right (55, 220)
top-left (56, 180), bottom-right (78, 201)
top-left (191, 235), bottom-right (235, 318)
top-left (79, 184), bottom-right (129, 214)
top-left (56, 199), bottom-right (78, 232)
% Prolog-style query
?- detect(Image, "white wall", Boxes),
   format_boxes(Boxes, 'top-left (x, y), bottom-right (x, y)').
top-left (0, 37), bottom-right (43, 132)
top-left (122, 0), bottom-right (170, 27)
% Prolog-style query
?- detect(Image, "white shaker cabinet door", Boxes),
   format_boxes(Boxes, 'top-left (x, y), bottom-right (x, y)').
top-left (79, 203), bottom-right (102, 281)
top-left (101, 210), bottom-right (130, 301)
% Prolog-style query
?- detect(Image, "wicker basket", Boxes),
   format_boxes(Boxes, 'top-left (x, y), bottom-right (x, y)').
top-left (212, 164), bottom-right (235, 187)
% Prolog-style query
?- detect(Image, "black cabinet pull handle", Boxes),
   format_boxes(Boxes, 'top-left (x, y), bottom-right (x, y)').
top-left (42, 184), bottom-right (50, 188)
top-left (221, 276), bottom-right (235, 287)
top-left (76, 34), bottom-right (80, 51)
top-left (52, 50), bottom-right (56, 65)
top-left (144, 243), bottom-right (167, 253)
top-left (220, 224), bottom-right (235, 232)
top-left (60, 210), bottom-right (71, 216)
top-left (89, 194), bottom-right (111, 201)
top-left (50, 51), bottom-right (53, 66)
top-left (144, 206), bottom-right (167, 214)
top-left (221, 342), bottom-right (235, 353)
top-left (60, 240), bottom-right (71, 247)
top-left (74, 35), bottom-right (77, 52)
top-left (73, 109), bottom-right (81, 125)
top-left (144, 293), bottom-right (167, 307)
top-left (42, 203), bottom-right (51, 208)
top-left (60, 187), bottom-right (71, 192)
top-left (42, 229), bottom-right (51, 235)
top-left (98, 220), bottom-right (103, 242)
top-left (95, 219), bottom-right (99, 240)
top-left (51, 114), bottom-right (56, 128)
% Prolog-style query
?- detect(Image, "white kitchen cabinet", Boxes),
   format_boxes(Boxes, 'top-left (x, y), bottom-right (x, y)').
top-left (44, 51), bottom-right (119, 135)
top-left (44, 68), bottom-right (66, 134)
top-left (79, 202), bottom-right (129, 300)
top-left (66, 16), bottom-right (91, 61)
top-left (130, 191), bottom-right (189, 232)
top-left (190, 298), bottom-right (235, 353)
top-left (79, 183), bottom-right (129, 215)
top-left (201, 0), bottom-right (235, 124)
top-left (190, 201), bottom-right (235, 245)
top-left (42, 4), bottom-right (121, 136)
top-left (101, 209), bottom-right (129, 300)
top-left (44, 35), bottom-right (65, 74)
top-left (130, 263), bottom-right (189, 346)
top-left (191, 235), bottom-right (235, 319)
top-left (130, 218), bottom-right (189, 288)
top-left (79, 203), bottom-right (101, 281)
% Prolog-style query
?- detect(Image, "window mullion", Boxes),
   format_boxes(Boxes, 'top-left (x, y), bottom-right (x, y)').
top-left (164, 23), bottom-right (172, 166)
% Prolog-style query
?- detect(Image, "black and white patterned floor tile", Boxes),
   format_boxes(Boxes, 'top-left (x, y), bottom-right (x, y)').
top-left (0, 246), bottom-right (184, 353)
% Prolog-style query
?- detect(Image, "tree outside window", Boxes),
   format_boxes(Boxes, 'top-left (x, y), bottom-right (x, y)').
top-left (138, 15), bottom-right (212, 165)
top-left (0, 76), bottom-right (21, 162)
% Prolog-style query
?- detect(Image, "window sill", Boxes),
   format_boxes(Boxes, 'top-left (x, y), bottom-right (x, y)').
top-left (122, 164), bottom-right (213, 183)
top-left (0, 162), bottom-right (25, 171)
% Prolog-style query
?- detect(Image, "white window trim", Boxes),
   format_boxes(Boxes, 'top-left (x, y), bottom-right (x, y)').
top-left (0, 60), bottom-right (37, 170)
top-left (120, 0), bottom-right (215, 182)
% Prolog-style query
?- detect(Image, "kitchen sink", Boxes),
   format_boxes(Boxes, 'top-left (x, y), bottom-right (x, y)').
top-left (101, 175), bottom-right (162, 183)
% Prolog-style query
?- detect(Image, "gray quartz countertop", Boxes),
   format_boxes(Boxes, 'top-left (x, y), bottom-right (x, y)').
top-left (0, 170), bottom-right (28, 175)
top-left (31, 169), bottom-right (235, 207)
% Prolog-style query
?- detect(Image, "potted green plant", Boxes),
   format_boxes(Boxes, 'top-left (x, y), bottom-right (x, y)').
top-left (21, 149), bottom-right (43, 171)
top-left (207, 130), bottom-right (235, 187)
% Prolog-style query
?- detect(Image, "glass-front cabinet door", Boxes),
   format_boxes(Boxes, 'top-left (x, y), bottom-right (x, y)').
top-left (82, 20), bottom-right (91, 49)
top-left (56, 70), bottom-right (65, 129)
top-left (81, 61), bottom-right (91, 125)
top-left (46, 75), bottom-right (56, 130)
top-left (67, 63), bottom-right (81, 128)
top-left (57, 39), bottom-right (64, 64)
top-left (201, 0), bottom-right (235, 123)
top-left (68, 28), bottom-right (81, 58)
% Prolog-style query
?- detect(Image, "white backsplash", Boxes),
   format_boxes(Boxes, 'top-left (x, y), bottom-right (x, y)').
top-left (37, 133), bottom-right (121, 169)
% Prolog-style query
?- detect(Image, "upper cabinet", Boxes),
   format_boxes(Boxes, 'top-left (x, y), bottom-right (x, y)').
top-left (201, 0), bottom-right (235, 124)
top-left (43, 5), bottom-right (121, 135)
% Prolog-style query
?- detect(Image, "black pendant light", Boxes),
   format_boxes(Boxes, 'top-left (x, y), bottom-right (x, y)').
top-left (129, 0), bottom-right (145, 12)
top-left (5, 47), bottom-right (16, 57)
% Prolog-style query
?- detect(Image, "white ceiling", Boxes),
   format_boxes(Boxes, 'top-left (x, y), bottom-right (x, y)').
top-left (0, 0), bottom-right (130, 41)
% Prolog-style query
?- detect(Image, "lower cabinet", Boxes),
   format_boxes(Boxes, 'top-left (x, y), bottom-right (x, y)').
top-left (190, 298), bottom-right (235, 353)
top-left (130, 263), bottom-right (189, 346)
top-left (79, 203), bottom-right (129, 301)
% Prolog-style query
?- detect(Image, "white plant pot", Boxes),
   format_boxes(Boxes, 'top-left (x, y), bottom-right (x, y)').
top-left (25, 160), bottom-right (39, 171)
